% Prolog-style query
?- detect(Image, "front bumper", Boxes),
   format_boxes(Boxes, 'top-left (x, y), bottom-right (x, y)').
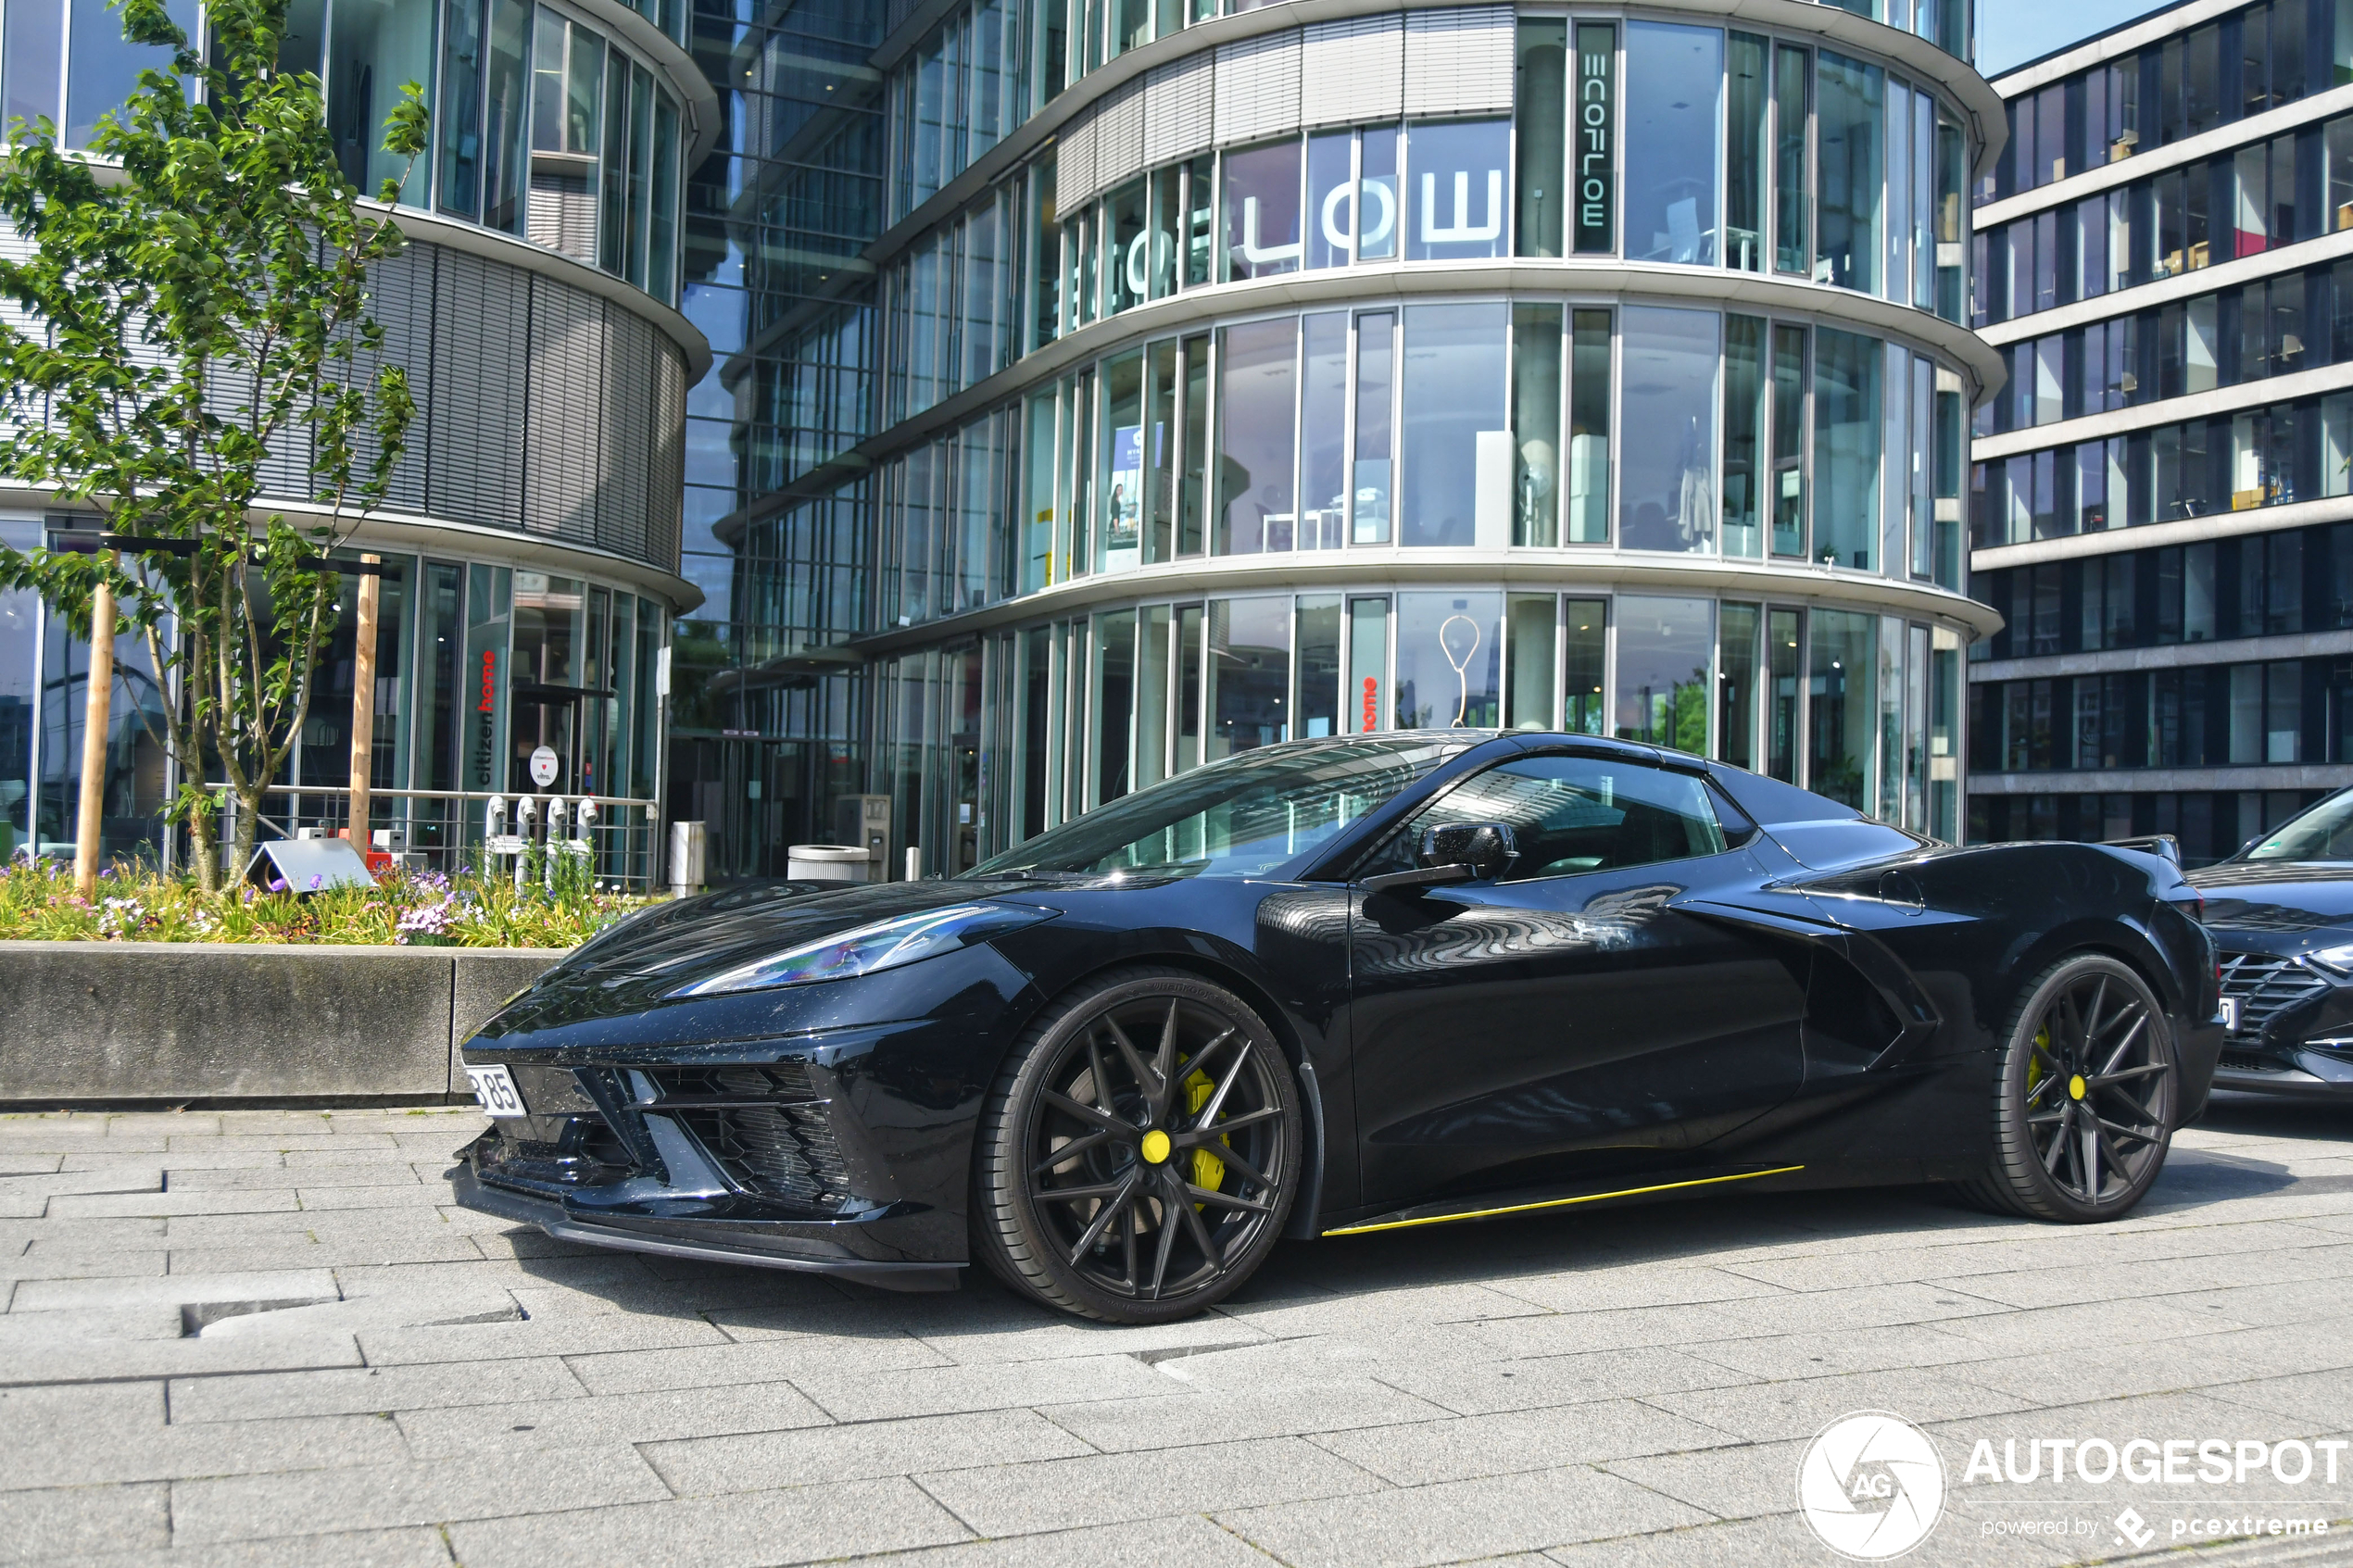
top-left (2211, 1045), bottom-right (2353, 1098)
top-left (449, 1156), bottom-right (960, 1290)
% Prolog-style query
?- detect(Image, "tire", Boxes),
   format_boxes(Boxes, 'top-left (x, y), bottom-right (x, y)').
top-left (1961, 953), bottom-right (2179, 1223)
top-left (971, 965), bottom-right (1302, 1323)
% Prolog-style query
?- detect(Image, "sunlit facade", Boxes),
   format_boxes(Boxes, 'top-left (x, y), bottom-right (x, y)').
top-left (843, 0), bottom-right (2002, 875)
top-left (0, 0), bottom-right (708, 878)
top-left (1966, 0), bottom-right (2353, 860)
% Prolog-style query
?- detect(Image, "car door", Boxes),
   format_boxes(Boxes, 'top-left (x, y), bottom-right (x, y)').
top-left (1346, 749), bottom-right (1812, 1209)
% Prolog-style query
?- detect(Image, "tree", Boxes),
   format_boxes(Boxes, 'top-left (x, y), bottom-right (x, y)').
top-left (0, 0), bottom-right (426, 891)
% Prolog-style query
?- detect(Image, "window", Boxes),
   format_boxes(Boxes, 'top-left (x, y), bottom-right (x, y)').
top-left (1504, 594), bottom-right (1555, 728)
top-left (333, 0), bottom-right (435, 206)
top-left (1724, 315), bottom-right (1767, 558)
top-left (1405, 119), bottom-right (1511, 261)
top-left (1300, 313), bottom-right (1348, 551)
top-left (1728, 32), bottom-right (1768, 272)
top-left (1353, 312), bottom-right (1396, 544)
top-left (1517, 19), bottom-right (1568, 258)
top-left (1399, 304), bottom-right (1508, 548)
top-left (1205, 597), bottom-right (1290, 759)
top-left (1512, 305), bottom-right (1565, 546)
top-left (1395, 592), bottom-right (1502, 728)
top-left (1719, 602), bottom-right (1761, 769)
top-left (1213, 318), bottom-right (1297, 556)
top-left (1568, 309), bottom-right (1612, 543)
top-left (1565, 598), bottom-right (1605, 734)
top-left (1808, 608), bottom-right (1876, 809)
top-left (1615, 595), bottom-right (1713, 754)
top-left (1400, 753), bottom-right (1728, 881)
top-left (1775, 44), bottom-right (1811, 276)
top-left (1617, 306), bottom-right (1719, 554)
top-left (1818, 52), bottom-right (1884, 294)
top-left (1624, 22), bottom-right (1723, 267)
top-left (1815, 328), bottom-right (1882, 571)
top-left (1771, 323), bottom-right (1808, 557)
top-left (1222, 140), bottom-right (1302, 281)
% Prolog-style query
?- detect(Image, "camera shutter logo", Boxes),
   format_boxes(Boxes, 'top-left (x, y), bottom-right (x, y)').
top-left (1796, 1411), bottom-right (1946, 1560)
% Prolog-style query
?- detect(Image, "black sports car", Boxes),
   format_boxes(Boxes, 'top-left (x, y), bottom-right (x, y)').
top-left (2193, 787), bottom-right (2353, 1098)
top-left (451, 733), bottom-right (2222, 1323)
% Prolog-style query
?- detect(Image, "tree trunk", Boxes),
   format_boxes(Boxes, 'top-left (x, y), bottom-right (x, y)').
top-left (72, 556), bottom-right (118, 897)
top-left (346, 555), bottom-right (380, 852)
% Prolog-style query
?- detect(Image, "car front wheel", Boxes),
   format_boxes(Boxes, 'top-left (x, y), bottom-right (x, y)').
top-left (970, 966), bottom-right (1301, 1323)
top-left (1968, 953), bottom-right (2179, 1223)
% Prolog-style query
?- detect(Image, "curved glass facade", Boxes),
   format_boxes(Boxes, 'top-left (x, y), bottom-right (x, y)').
top-left (0, 0), bottom-right (690, 303)
top-left (829, 2), bottom-right (1997, 878)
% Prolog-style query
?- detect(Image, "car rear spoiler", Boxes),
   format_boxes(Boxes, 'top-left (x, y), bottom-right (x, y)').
top-left (2102, 834), bottom-right (2182, 865)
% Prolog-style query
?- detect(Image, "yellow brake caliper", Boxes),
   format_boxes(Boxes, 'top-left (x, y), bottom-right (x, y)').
top-left (2027, 1026), bottom-right (2047, 1096)
top-left (1183, 1069), bottom-right (1227, 1195)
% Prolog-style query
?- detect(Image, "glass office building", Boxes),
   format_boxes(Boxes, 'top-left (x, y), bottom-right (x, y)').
top-left (829, 0), bottom-right (1999, 876)
top-left (0, 0), bottom-right (706, 877)
top-left (1967, 0), bottom-right (2353, 860)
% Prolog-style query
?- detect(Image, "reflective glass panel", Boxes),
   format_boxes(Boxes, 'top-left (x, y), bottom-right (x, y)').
top-left (1617, 306), bottom-right (1719, 553)
top-left (1624, 22), bottom-right (1723, 266)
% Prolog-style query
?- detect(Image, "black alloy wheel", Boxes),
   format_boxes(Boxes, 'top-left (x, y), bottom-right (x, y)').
top-left (1969, 953), bottom-right (2178, 1222)
top-left (972, 966), bottom-right (1301, 1323)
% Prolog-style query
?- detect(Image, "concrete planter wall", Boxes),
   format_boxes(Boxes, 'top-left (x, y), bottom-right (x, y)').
top-left (0, 942), bottom-right (560, 1105)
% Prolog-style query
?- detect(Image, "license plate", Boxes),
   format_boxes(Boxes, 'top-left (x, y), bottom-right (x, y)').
top-left (465, 1064), bottom-right (527, 1117)
top-left (2219, 996), bottom-right (2242, 1034)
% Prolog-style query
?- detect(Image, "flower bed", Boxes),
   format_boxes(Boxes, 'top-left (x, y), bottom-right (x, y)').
top-left (0, 859), bottom-right (655, 947)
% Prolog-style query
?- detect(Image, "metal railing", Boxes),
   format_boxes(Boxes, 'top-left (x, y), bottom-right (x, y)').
top-left (205, 784), bottom-right (665, 890)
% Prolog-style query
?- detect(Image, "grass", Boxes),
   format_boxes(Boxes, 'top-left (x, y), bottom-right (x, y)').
top-left (0, 855), bottom-right (659, 947)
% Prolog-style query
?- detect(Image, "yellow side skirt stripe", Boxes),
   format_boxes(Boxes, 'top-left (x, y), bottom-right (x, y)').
top-left (1321, 1164), bottom-right (1807, 1237)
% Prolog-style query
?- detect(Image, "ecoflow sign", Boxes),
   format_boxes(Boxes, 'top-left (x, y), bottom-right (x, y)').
top-left (1795, 1410), bottom-right (2347, 1559)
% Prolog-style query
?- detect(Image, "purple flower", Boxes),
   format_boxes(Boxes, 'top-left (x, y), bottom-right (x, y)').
top-left (269, 877), bottom-right (287, 893)
top-left (98, 866), bottom-right (114, 880)
top-left (308, 874), bottom-right (322, 890)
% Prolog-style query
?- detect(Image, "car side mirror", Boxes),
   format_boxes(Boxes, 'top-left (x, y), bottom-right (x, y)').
top-left (1362, 822), bottom-right (1519, 895)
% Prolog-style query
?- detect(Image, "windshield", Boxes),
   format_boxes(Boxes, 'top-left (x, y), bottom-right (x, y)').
top-left (970, 737), bottom-right (1469, 880)
top-left (2245, 790), bottom-right (2353, 861)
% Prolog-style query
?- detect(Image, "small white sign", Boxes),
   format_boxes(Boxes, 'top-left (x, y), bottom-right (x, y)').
top-left (484, 834), bottom-right (527, 855)
top-left (529, 746), bottom-right (560, 787)
top-left (465, 1064), bottom-right (526, 1117)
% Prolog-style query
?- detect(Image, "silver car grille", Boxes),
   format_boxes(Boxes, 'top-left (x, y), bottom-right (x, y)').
top-left (2218, 952), bottom-right (2331, 1037)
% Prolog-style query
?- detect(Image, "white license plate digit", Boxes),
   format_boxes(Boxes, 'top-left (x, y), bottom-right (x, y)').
top-left (467, 1065), bottom-right (526, 1117)
top-left (2219, 997), bottom-right (2241, 1034)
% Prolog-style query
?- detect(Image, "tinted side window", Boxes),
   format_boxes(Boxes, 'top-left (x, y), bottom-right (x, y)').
top-left (1379, 755), bottom-right (1729, 881)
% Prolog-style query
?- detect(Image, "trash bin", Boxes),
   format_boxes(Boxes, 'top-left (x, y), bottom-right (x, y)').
top-left (788, 844), bottom-right (874, 884)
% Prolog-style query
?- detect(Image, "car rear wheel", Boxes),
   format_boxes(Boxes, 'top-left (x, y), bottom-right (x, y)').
top-left (1966, 953), bottom-right (2178, 1223)
top-left (971, 966), bottom-right (1302, 1323)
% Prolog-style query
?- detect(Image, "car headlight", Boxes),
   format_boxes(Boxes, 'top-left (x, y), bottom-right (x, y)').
top-left (2306, 943), bottom-right (2353, 977)
top-left (668, 903), bottom-right (1055, 997)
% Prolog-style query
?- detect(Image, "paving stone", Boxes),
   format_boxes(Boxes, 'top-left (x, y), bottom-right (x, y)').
top-left (646, 1408), bottom-right (1088, 1495)
top-left (1307, 1399), bottom-right (1744, 1486)
top-left (562, 1333), bottom-right (948, 1396)
top-left (0, 1481), bottom-right (170, 1560)
top-left (168, 1447), bottom-right (670, 1544)
top-left (1641, 1367), bottom-right (2036, 1445)
top-left (1037, 1376), bottom-right (1452, 1453)
top-left (11, 1270), bottom-right (340, 1315)
top-left (443, 1477), bottom-right (970, 1568)
top-left (1, 1411), bottom-right (409, 1490)
top-left (786, 1353), bottom-right (1179, 1423)
top-left (1214, 1461), bottom-right (1710, 1567)
top-left (42, 1524), bottom-right (459, 1567)
top-left (358, 1311), bottom-right (729, 1366)
top-left (400, 1379), bottom-right (833, 1459)
top-left (47, 1190), bottom-right (304, 1219)
top-left (167, 1358), bottom-right (586, 1423)
top-left (914, 1435), bottom-right (1380, 1537)
top-left (1375, 1344), bottom-right (1756, 1416)
top-left (0, 1333), bottom-right (362, 1387)
top-left (846, 1513), bottom-right (1281, 1568)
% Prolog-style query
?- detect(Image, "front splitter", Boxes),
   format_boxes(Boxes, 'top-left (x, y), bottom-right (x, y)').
top-left (448, 1162), bottom-right (963, 1292)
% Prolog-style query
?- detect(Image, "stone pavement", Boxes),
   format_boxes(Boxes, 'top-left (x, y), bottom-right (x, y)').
top-left (5, 1098), bottom-right (2353, 1568)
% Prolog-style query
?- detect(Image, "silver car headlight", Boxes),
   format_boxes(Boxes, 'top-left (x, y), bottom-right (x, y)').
top-left (669, 903), bottom-right (1055, 997)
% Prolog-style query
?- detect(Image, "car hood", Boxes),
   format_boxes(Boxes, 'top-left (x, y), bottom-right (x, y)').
top-left (2187, 860), bottom-right (2353, 944)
